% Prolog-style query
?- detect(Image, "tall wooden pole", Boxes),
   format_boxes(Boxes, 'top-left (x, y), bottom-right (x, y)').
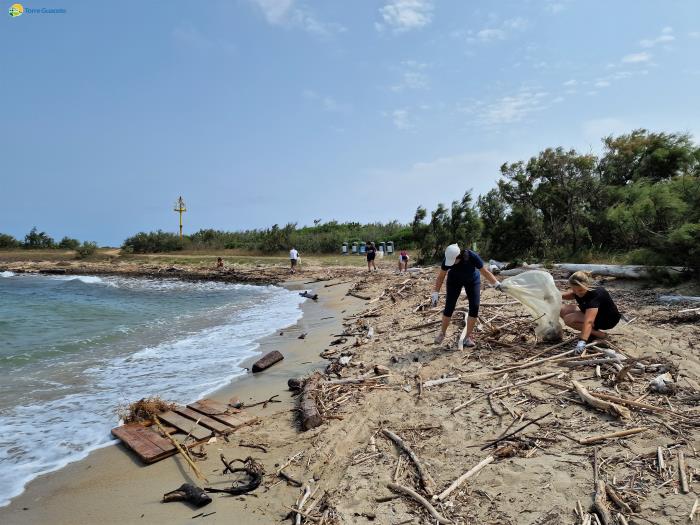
top-left (174, 196), bottom-right (187, 239)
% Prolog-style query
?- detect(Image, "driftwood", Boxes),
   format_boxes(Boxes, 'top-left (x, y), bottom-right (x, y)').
top-left (162, 483), bottom-right (212, 507)
top-left (252, 351), bottom-right (284, 373)
top-left (658, 294), bottom-right (700, 304)
top-left (555, 263), bottom-right (684, 279)
top-left (301, 372), bottom-right (324, 430)
top-left (153, 416), bottom-right (208, 482)
top-left (593, 480), bottom-right (614, 525)
top-left (572, 381), bottom-right (631, 419)
top-left (578, 427), bottom-right (647, 445)
top-left (481, 412), bottom-right (552, 450)
top-left (348, 292), bottom-right (372, 301)
top-left (383, 429), bottom-right (436, 496)
top-left (423, 376), bottom-right (460, 388)
top-left (386, 483), bottom-right (451, 524)
top-left (205, 455), bottom-right (264, 495)
top-left (434, 456), bottom-right (494, 501)
top-left (589, 391), bottom-right (686, 418)
top-left (605, 484), bottom-right (633, 514)
top-left (300, 291), bottom-right (319, 300)
top-left (295, 485), bottom-right (312, 525)
top-left (679, 451), bottom-right (690, 494)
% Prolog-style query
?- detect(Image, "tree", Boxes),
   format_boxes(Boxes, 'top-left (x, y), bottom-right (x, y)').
top-left (58, 237), bottom-right (80, 250)
top-left (24, 227), bottom-right (54, 249)
top-left (0, 234), bottom-right (20, 249)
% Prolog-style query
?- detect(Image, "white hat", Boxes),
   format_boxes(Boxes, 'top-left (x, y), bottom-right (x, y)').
top-left (444, 243), bottom-right (461, 266)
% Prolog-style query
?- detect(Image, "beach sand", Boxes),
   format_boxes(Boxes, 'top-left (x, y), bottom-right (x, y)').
top-left (1, 261), bottom-right (698, 525)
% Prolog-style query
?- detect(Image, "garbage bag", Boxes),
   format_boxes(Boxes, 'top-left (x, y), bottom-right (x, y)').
top-left (500, 270), bottom-right (563, 342)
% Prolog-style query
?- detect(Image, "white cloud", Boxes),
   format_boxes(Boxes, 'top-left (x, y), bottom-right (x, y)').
top-left (250, 0), bottom-right (344, 36)
top-left (390, 61), bottom-right (429, 92)
top-left (475, 90), bottom-right (550, 125)
top-left (544, 0), bottom-right (572, 14)
top-left (477, 28), bottom-right (506, 42)
top-left (469, 16), bottom-right (529, 43)
top-left (563, 79), bottom-right (577, 86)
top-left (640, 26), bottom-right (675, 48)
top-left (594, 80), bottom-right (611, 88)
top-left (689, 31), bottom-right (700, 39)
top-left (390, 109), bottom-right (414, 130)
top-left (622, 51), bottom-right (652, 63)
top-left (302, 90), bottom-right (351, 113)
top-left (376, 0), bottom-right (434, 33)
top-left (503, 17), bottom-right (529, 30)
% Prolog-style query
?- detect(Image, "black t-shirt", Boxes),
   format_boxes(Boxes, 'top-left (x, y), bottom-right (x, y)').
top-left (441, 250), bottom-right (484, 284)
top-left (575, 287), bottom-right (620, 322)
top-left (366, 246), bottom-right (376, 259)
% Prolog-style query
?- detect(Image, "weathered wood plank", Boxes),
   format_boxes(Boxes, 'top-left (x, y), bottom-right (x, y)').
top-left (174, 406), bottom-right (231, 433)
top-left (111, 424), bottom-right (175, 464)
top-left (187, 398), bottom-right (235, 416)
top-left (158, 411), bottom-right (212, 441)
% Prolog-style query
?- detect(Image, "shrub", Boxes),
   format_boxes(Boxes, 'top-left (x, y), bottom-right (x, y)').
top-left (75, 241), bottom-right (98, 259)
top-left (24, 227), bottom-right (54, 249)
top-left (58, 237), bottom-right (80, 250)
top-left (0, 233), bottom-right (20, 249)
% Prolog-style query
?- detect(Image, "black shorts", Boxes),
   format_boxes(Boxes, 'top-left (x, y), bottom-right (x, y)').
top-left (367, 254), bottom-right (375, 261)
top-left (291, 259), bottom-right (297, 266)
top-left (401, 255), bottom-right (408, 262)
top-left (594, 312), bottom-right (620, 330)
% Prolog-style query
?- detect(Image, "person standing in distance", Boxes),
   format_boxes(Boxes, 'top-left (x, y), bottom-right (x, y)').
top-left (431, 243), bottom-right (501, 347)
top-left (366, 242), bottom-right (377, 272)
top-left (289, 247), bottom-right (299, 274)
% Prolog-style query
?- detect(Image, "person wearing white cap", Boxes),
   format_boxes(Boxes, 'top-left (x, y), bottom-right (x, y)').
top-left (431, 243), bottom-right (501, 347)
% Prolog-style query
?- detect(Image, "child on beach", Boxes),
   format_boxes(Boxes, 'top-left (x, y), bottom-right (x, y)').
top-left (216, 257), bottom-right (224, 270)
top-left (398, 249), bottom-right (409, 273)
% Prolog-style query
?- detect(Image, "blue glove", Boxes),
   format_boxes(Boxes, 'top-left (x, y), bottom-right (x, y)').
top-left (575, 340), bottom-right (586, 354)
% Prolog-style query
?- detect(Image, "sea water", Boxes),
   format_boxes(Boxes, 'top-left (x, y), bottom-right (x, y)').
top-left (0, 272), bottom-right (305, 507)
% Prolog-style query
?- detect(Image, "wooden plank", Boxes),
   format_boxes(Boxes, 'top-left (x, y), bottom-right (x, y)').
top-left (187, 398), bottom-right (234, 416)
top-left (187, 398), bottom-right (258, 431)
top-left (158, 411), bottom-right (212, 441)
top-left (111, 424), bottom-right (175, 464)
top-left (174, 406), bottom-right (231, 433)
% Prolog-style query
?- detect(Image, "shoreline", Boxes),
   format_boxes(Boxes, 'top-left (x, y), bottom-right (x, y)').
top-left (0, 272), bottom-right (362, 524)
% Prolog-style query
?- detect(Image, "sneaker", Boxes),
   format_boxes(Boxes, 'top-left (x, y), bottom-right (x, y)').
top-left (463, 337), bottom-right (476, 348)
top-left (434, 332), bottom-right (445, 345)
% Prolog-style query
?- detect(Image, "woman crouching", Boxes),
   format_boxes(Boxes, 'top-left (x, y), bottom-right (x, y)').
top-left (560, 271), bottom-right (621, 353)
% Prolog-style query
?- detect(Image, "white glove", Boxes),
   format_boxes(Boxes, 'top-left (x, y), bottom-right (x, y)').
top-left (494, 282), bottom-right (502, 291)
top-left (431, 291), bottom-right (439, 307)
top-left (575, 340), bottom-right (586, 354)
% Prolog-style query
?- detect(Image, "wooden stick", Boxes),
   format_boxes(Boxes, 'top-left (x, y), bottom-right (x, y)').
top-left (457, 323), bottom-right (469, 351)
top-left (617, 513), bottom-right (629, 525)
top-left (452, 372), bottom-right (561, 414)
top-left (590, 392), bottom-right (687, 418)
top-left (423, 376), bottom-right (461, 388)
top-left (386, 483), bottom-right (451, 524)
top-left (434, 456), bottom-right (495, 501)
top-left (690, 498), bottom-right (699, 521)
top-left (382, 429), bottom-right (436, 496)
top-left (605, 484), bottom-right (632, 514)
top-left (679, 451), bottom-right (690, 494)
top-left (153, 416), bottom-right (208, 482)
top-left (481, 412), bottom-right (552, 450)
top-left (295, 485), bottom-right (312, 525)
top-left (572, 381), bottom-right (631, 419)
top-left (578, 427), bottom-right (647, 445)
top-left (593, 480), bottom-right (613, 525)
top-left (657, 446), bottom-right (665, 474)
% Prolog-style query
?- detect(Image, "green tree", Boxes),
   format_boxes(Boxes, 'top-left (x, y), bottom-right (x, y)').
top-left (24, 227), bottom-right (54, 249)
top-left (58, 237), bottom-right (80, 250)
top-left (0, 234), bottom-right (20, 249)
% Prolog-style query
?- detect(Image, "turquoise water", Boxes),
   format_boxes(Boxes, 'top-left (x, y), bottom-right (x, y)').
top-left (0, 272), bottom-right (304, 507)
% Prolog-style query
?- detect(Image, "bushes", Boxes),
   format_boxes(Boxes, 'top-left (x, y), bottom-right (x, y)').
top-left (24, 227), bottom-right (54, 249)
top-left (0, 233), bottom-right (20, 249)
top-left (75, 241), bottom-right (98, 259)
top-left (58, 237), bottom-right (80, 250)
top-left (122, 230), bottom-right (189, 253)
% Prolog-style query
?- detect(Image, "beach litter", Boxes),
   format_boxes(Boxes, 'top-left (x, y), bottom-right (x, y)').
top-left (252, 350), bottom-right (285, 372)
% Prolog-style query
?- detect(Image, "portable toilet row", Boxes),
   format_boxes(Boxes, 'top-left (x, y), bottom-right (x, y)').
top-left (341, 241), bottom-right (394, 255)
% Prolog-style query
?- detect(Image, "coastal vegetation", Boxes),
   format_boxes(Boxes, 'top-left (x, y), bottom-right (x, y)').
top-left (120, 130), bottom-right (700, 271)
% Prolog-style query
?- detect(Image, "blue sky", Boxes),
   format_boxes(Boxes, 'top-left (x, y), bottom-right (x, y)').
top-left (2, 0), bottom-right (699, 246)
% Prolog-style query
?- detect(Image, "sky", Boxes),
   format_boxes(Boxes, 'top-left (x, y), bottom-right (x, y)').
top-left (1, 0), bottom-right (699, 246)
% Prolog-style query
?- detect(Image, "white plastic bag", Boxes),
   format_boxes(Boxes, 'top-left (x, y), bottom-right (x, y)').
top-left (500, 270), bottom-right (563, 342)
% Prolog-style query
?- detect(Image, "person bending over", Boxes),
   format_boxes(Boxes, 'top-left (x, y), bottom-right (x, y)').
top-left (431, 243), bottom-right (501, 347)
top-left (560, 271), bottom-right (621, 353)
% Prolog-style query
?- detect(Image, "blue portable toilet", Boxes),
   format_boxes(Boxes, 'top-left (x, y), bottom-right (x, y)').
top-left (351, 242), bottom-right (358, 254)
top-left (359, 242), bottom-right (366, 255)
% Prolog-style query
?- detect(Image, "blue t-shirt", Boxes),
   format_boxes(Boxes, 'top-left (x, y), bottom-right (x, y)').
top-left (441, 250), bottom-right (484, 283)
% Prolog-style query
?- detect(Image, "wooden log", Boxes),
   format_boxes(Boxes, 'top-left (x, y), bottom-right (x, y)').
top-left (679, 451), bottom-right (690, 494)
top-left (348, 292), bottom-right (372, 301)
top-left (434, 456), bottom-right (494, 501)
top-left (572, 381), bottom-right (631, 419)
top-left (593, 480), bottom-right (613, 525)
top-left (295, 485), bottom-right (312, 525)
top-left (555, 263), bottom-right (684, 279)
top-left (589, 392), bottom-right (685, 418)
top-left (301, 372), bottom-right (323, 431)
top-left (561, 358), bottom-right (622, 367)
top-left (252, 350), bottom-right (284, 373)
top-left (386, 483), bottom-right (451, 524)
top-left (382, 429), bottom-right (436, 496)
top-left (578, 427), bottom-right (647, 445)
top-left (690, 498), bottom-right (699, 521)
top-left (162, 483), bottom-right (212, 507)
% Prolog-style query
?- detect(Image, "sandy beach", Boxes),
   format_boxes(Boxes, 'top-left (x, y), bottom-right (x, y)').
top-left (0, 259), bottom-right (698, 525)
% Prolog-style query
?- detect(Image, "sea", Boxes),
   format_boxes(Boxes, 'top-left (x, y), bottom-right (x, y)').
top-left (0, 271), bottom-right (305, 507)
